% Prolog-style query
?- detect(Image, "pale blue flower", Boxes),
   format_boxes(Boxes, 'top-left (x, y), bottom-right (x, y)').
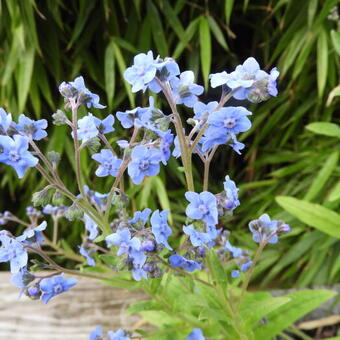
top-left (0, 134), bottom-right (38, 178)
top-left (0, 108), bottom-right (12, 134)
top-left (16, 221), bottom-right (47, 245)
top-left (187, 328), bottom-right (205, 340)
top-left (124, 51), bottom-right (157, 92)
top-left (169, 254), bottom-right (201, 272)
top-left (225, 240), bottom-right (242, 258)
top-left (248, 214), bottom-right (279, 244)
top-left (150, 210), bottom-right (172, 250)
top-left (39, 274), bottom-right (77, 303)
top-left (223, 175), bottom-right (240, 211)
top-left (128, 145), bottom-right (162, 184)
top-left (84, 214), bottom-right (98, 240)
top-left (75, 114), bottom-right (99, 142)
top-left (185, 191), bottom-right (218, 226)
top-left (240, 261), bottom-right (253, 272)
top-left (15, 114), bottom-right (48, 140)
top-left (193, 101), bottom-right (218, 121)
top-left (93, 114), bottom-right (115, 134)
top-left (0, 235), bottom-right (28, 273)
top-left (105, 228), bottom-right (141, 255)
top-left (79, 246), bottom-right (95, 266)
top-left (183, 224), bottom-right (211, 247)
top-left (170, 71), bottom-right (204, 107)
top-left (160, 130), bottom-right (174, 165)
top-left (108, 329), bottom-right (131, 340)
top-left (92, 149), bottom-right (122, 177)
top-left (128, 208), bottom-right (152, 227)
top-left (89, 325), bottom-right (103, 340)
top-left (116, 108), bottom-right (139, 129)
top-left (129, 248), bottom-right (147, 281)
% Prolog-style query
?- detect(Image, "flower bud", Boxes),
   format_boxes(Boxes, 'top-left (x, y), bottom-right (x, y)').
top-left (47, 151), bottom-right (61, 165)
top-left (141, 240), bottom-right (155, 252)
top-left (52, 190), bottom-right (64, 206)
top-left (27, 285), bottom-right (41, 300)
top-left (52, 110), bottom-right (68, 126)
top-left (65, 204), bottom-right (83, 221)
top-left (32, 188), bottom-right (51, 207)
top-left (85, 137), bottom-right (101, 153)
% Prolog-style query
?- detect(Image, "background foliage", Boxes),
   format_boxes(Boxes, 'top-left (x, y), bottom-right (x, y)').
top-left (0, 0), bottom-right (339, 288)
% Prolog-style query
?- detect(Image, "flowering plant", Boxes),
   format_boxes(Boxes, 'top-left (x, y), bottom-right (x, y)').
top-left (0, 52), bottom-right (335, 340)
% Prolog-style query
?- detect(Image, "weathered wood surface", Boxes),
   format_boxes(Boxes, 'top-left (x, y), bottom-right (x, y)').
top-left (1, 271), bottom-right (339, 339)
top-left (0, 272), bottom-right (146, 340)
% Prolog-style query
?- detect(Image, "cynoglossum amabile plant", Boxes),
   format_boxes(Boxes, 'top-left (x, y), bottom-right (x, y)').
top-left (0, 51), bottom-right (334, 340)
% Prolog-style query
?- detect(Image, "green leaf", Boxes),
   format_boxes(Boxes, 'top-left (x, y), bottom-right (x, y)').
top-left (199, 16), bottom-right (211, 88)
top-left (328, 181), bottom-right (340, 202)
top-left (304, 152), bottom-right (339, 201)
top-left (173, 18), bottom-right (199, 58)
top-left (152, 176), bottom-right (172, 224)
top-left (147, 1), bottom-right (168, 57)
top-left (225, 0), bottom-right (234, 26)
top-left (307, 0), bottom-right (318, 28)
top-left (207, 15), bottom-right (229, 51)
top-left (206, 249), bottom-right (228, 290)
top-left (317, 27), bottom-right (328, 98)
top-left (254, 290), bottom-right (336, 340)
top-left (160, 0), bottom-right (185, 40)
top-left (111, 42), bottom-right (135, 107)
top-left (239, 292), bottom-right (290, 327)
top-left (306, 122), bottom-right (340, 138)
top-left (330, 30), bottom-right (340, 55)
top-left (127, 300), bottom-right (162, 314)
top-left (327, 85), bottom-right (340, 106)
top-left (104, 41), bottom-right (115, 107)
top-left (17, 47), bottom-right (35, 113)
top-left (276, 196), bottom-right (340, 238)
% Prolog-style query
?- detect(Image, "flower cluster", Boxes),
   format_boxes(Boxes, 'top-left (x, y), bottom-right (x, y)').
top-left (0, 50), bottom-right (291, 339)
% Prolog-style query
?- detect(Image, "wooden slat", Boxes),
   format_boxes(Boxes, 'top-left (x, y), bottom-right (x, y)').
top-left (0, 272), bottom-right (146, 339)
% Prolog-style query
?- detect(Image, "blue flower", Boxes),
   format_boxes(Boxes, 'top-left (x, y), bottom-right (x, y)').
top-left (231, 270), bottom-right (240, 278)
top-left (16, 221), bottom-right (47, 245)
top-left (193, 101), bottom-right (218, 121)
top-left (75, 114), bottom-right (99, 142)
top-left (127, 145), bottom-right (162, 185)
top-left (39, 274), bottom-right (77, 303)
top-left (185, 191), bottom-right (218, 226)
top-left (187, 328), bottom-right (205, 340)
top-left (10, 267), bottom-right (35, 297)
top-left (105, 228), bottom-right (141, 256)
top-left (128, 208), bottom-right (152, 227)
top-left (0, 235), bottom-right (28, 273)
top-left (69, 76), bottom-right (106, 109)
top-left (89, 325), bottom-right (103, 340)
top-left (116, 108), bottom-right (139, 129)
top-left (183, 225), bottom-right (211, 247)
top-left (240, 261), bottom-right (253, 272)
top-left (150, 210), bottom-right (172, 250)
top-left (248, 214), bottom-right (279, 244)
top-left (0, 108), bottom-right (12, 134)
top-left (172, 136), bottom-right (181, 158)
top-left (15, 114), bottom-right (48, 140)
top-left (148, 57), bottom-right (180, 93)
top-left (129, 248), bottom-right (147, 281)
top-left (124, 51), bottom-right (157, 93)
top-left (169, 254), bottom-right (201, 272)
top-left (93, 114), bottom-right (115, 134)
top-left (92, 149), bottom-right (123, 177)
top-left (84, 214), bottom-right (98, 240)
top-left (160, 130), bottom-right (174, 165)
top-left (228, 133), bottom-right (245, 154)
top-left (207, 107), bottom-right (252, 135)
top-left (108, 329), bottom-right (131, 340)
top-left (225, 240), bottom-right (242, 258)
top-left (79, 246), bottom-right (95, 267)
top-left (0, 134), bottom-right (38, 178)
top-left (170, 71), bottom-right (204, 107)
top-left (223, 175), bottom-right (240, 211)
top-left (210, 58), bottom-right (279, 103)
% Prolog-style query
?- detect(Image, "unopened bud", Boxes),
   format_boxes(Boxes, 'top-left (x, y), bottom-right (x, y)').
top-left (52, 190), bottom-right (64, 206)
top-left (47, 151), bottom-right (61, 165)
top-left (32, 188), bottom-right (51, 207)
top-left (52, 110), bottom-right (68, 126)
top-left (65, 204), bottom-right (83, 220)
top-left (85, 137), bottom-right (101, 153)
